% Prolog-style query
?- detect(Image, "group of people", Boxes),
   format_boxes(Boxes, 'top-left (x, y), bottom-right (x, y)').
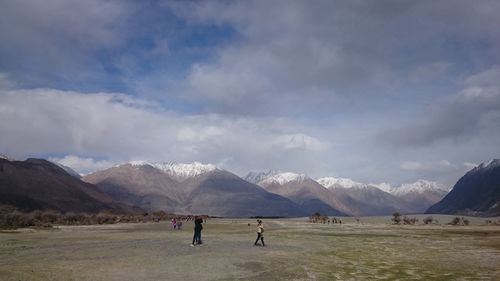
top-left (186, 217), bottom-right (265, 247)
top-left (170, 218), bottom-right (183, 230)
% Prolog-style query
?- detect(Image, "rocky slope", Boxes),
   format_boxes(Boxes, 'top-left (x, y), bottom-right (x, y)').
top-left (426, 159), bottom-right (500, 216)
top-left (0, 158), bottom-right (136, 213)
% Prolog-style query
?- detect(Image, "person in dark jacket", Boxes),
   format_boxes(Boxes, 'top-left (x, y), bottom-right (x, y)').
top-left (191, 216), bottom-right (203, 246)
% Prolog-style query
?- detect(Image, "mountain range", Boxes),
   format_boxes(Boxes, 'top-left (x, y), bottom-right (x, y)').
top-left (2, 155), bottom-right (498, 217)
top-left (83, 162), bottom-right (306, 217)
top-left (245, 171), bottom-right (449, 216)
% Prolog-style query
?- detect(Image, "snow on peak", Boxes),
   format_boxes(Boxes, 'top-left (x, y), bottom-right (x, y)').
top-left (129, 160), bottom-right (153, 167)
top-left (244, 170), bottom-right (281, 184)
top-left (391, 179), bottom-right (449, 195)
top-left (477, 159), bottom-right (500, 170)
top-left (371, 183), bottom-right (393, 193)
top-left (259, 172), bottom-right (308, 185)
top-left (126, 161), bottom-right (217, 181)
top-left (0, 154), bottom-right (11, 161)
top-left (152, 162), bottom-right (217, 181)
top-left (317, 177), bottom-right (366, 189)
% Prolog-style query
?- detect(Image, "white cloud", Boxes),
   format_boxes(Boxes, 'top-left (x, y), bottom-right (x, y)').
top-left (272, 133), bottom-right (328, 151)
top-left (176, 126), bottom-right (225, 143)
top-left (0, 87), bottom-right (328, 175)
top-left (463, 162), bottom-right (478, 169)
top-left (400, 160), bottom-right (456, 172)
top-left (168, 0), bottom-right (500, 115)
top-left (49, 155), bottom-right (115, 175)
top-left (1, 1), bottom-right (499, 186)
top-left (384, 65), bottom-right (500, 146)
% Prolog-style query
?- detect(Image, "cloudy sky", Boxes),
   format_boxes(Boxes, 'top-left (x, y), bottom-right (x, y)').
top-left (1, 0), bottom-right (499, 187)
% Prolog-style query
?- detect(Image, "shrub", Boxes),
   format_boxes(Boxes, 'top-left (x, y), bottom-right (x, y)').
top-left (403, 216), bottom-right (418, 225)
top-left (423, 216), bottom-right (434, 224)
top-left (392, 212), bottom-right (402, 224)
top-left (449, 217), bottom-right (469, 226)
top-left (0, 211), bottom-right (35, 229)
top-left (0, 206), bottom-right (177, 229)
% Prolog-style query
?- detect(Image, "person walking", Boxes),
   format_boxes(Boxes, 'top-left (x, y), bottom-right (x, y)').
top-left (191, 216), bottom-right (203, 246)
top-left (254, 219), bottom-right (265, 247)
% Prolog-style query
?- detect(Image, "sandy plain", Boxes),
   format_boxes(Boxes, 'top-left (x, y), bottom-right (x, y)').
top-left (1, 215), bottom-right (499, 281)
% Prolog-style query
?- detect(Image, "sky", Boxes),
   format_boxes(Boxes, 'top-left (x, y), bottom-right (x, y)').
top-left (1, 0), bottom-right (499, 187)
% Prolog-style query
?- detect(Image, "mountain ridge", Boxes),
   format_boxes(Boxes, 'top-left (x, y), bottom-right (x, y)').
top-left (426, 159), bottom-right (500, 216)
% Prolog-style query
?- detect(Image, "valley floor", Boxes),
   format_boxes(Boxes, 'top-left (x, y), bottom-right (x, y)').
top-left (1, 216), bottom-right (500, 280)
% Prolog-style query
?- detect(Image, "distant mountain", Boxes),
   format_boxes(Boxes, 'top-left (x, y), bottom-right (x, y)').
top-left (426, 159), bottom-right (500, 216)
top-left (316, 177), bottom-right (366, 189)
top-left (181, 170), bottom-right (306, 217)
top-left (129, 161), bottom-right (217, 182)
top-left (0, 158), bottom-right (137, 213)
top-left (388, 180), bottom-right (449, 213)
top-left (244, 170), bottom-right (279, 185)
top-left (315, 176), bottom-right (449, 215)
top-left (316, 177), bottom-right (411, 216)
top-left (83, 163), bottom-right (184, 212)
top-left (248, 172), bottom-right (347, 216)
top-left (85, 162), bottom-right (306, 217)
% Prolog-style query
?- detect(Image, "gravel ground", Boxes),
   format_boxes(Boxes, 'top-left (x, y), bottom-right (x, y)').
top-left (1, 216), bottom-right (499, 281)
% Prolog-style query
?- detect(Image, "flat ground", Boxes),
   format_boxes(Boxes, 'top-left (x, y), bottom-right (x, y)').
top-left (1, 215), bottom-right (500, 281)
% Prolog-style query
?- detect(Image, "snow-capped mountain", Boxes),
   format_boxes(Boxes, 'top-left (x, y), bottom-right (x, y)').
top-left (377, 180), bottom-right (450, 213)
top-left (315, 177), bottom-right (449, 214)
top-left (84, 162), bottom-right (306, 217)
top-left (244, 170), bottom-right (280, 184)
top-left (245, 171), bottom-right (308, 186)
top-left (316, 177), bottom-right (366, 189)
top-left (390, 179), bottom-right (449, 196)
top-left (129, 161), bottom-right (217, 181)
top-left (257, 172), bottom-right (308, 186)
top-left (371, 183), bottom-right (392, 193)
top-left (370, 180), bottom-right (449, 195)
top-left (244, 170), bottom-right (345, 215)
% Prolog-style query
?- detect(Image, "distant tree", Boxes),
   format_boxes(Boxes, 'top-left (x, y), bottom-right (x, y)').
top-left (423, 216), bottom-right (434, 224)
top-left (450, 217), bottom-right (460, 225)
top-left (403, 216), bottom-right (418, 225)
top-left (392, 212), bottom-right (402, 224)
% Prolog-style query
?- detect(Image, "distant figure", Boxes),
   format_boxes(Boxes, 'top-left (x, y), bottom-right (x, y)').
top-left (177, 221), bottom-right (183, 230)
top-left (171, 218), bottom-right (177, 229)
top-left (191, 216), bottom-right (203, 246)
top-left (254, 219), bottom-right (265, 247)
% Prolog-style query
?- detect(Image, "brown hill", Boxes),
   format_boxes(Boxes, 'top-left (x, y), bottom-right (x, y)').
top-left (0, 158), bottom-right (137, 213)
top-left (260, 178), bottom-right (347, 216)
top-left (83, 164), bottom-right (184, 212)
top-left (182, 170), bottom-right (306, 217)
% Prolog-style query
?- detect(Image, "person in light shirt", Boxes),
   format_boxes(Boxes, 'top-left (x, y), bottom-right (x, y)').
top-left (254, 219), bottom-right (265, 247)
